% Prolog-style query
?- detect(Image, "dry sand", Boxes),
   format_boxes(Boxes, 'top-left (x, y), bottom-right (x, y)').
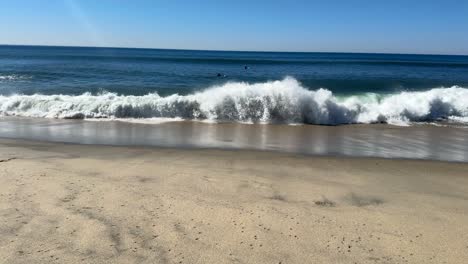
top-left (0, 138), bottom-right (467, 263)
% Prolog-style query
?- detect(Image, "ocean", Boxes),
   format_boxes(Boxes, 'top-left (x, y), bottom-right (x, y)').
top-left (1, 45), bottom-right (468, 125)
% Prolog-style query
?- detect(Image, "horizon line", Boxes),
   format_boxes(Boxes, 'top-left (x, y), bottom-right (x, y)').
top-left (1, 43), bottom-right (467, 57)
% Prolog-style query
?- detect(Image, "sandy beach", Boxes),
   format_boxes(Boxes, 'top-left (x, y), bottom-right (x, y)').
top-left (2, 2), bottom-right (468, 264)
top-left (2, 117), bottom-right (468, 162)
top-left (1, 138), bottom-right (467, 264)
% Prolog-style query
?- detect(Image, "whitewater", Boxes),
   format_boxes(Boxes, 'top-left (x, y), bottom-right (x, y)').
top-left (0, 77), bottom-right (467, 126)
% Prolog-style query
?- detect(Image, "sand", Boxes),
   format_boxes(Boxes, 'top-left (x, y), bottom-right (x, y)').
top-left (0, 138), bottom-right (467, 264)
top-left (2, 117), bottom-right (468, 162)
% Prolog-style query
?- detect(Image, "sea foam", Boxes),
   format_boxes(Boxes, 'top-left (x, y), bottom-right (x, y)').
top-left (1, 77), bottom-right (467, 125)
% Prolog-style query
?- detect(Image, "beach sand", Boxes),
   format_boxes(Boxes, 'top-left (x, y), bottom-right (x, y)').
top-left (0, 138), bottom-right (467, 264)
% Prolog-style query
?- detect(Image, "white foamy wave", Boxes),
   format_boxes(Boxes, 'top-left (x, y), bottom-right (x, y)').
top-left (0, 74), bottom-right (31, 81)
top-left (1, 77), bottom-right (467, 125)
top-left (85, 117), bottom-right (185, 124)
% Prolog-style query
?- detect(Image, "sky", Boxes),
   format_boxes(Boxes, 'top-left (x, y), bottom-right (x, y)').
top-left (1, 0), bottom-right (468, 55)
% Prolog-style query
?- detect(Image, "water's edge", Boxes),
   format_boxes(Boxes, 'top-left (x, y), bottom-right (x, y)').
top-left (1, 117), bottom-right (467, 162)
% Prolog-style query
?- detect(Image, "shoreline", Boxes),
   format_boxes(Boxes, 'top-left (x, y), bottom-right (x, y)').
top-left (1, 136), bottom-right (467, 165)
top-left (1, 117), bottom-right (468, 162)
top-left (1, 139), bottom-right (467, 263)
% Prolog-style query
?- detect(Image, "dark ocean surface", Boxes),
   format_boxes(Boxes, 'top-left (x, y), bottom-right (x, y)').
top-left (1, 45), bottom-right (468, 125)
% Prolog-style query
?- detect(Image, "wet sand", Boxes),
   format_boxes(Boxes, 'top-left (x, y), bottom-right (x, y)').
top-left (1, 117), bottom-right (468, 162)
top-left (1, 139), bottom-right (468, 263)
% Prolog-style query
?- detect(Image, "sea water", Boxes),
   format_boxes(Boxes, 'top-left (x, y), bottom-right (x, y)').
top-left (1, 45), bottom-right (468, 126)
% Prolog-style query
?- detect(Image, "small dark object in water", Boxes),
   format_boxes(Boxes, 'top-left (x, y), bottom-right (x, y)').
top-left (217, 73), bottom-right (222, 77)
top-left (244, 65), bottom-right (249, 70)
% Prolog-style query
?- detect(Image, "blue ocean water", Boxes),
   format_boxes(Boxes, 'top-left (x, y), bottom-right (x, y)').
top-left (2, 45), bottom-right (468, 96)
top-left (1, 45), bottom-right (468, 125)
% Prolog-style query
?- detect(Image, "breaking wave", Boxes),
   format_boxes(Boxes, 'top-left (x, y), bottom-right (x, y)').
top-left (1, 77), bottom-right (467, 125)
top-left (0, 74), bottom-right (32, 81)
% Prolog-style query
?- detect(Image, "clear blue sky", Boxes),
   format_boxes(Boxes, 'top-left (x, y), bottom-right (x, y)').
top-left (1, 0), bottom-right (468, 54)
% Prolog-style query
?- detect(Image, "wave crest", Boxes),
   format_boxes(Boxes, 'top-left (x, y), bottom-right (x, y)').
top-left (1, 77), bottom-right (467, 125)
top-left (0, 74), bottom-right (32, 81)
